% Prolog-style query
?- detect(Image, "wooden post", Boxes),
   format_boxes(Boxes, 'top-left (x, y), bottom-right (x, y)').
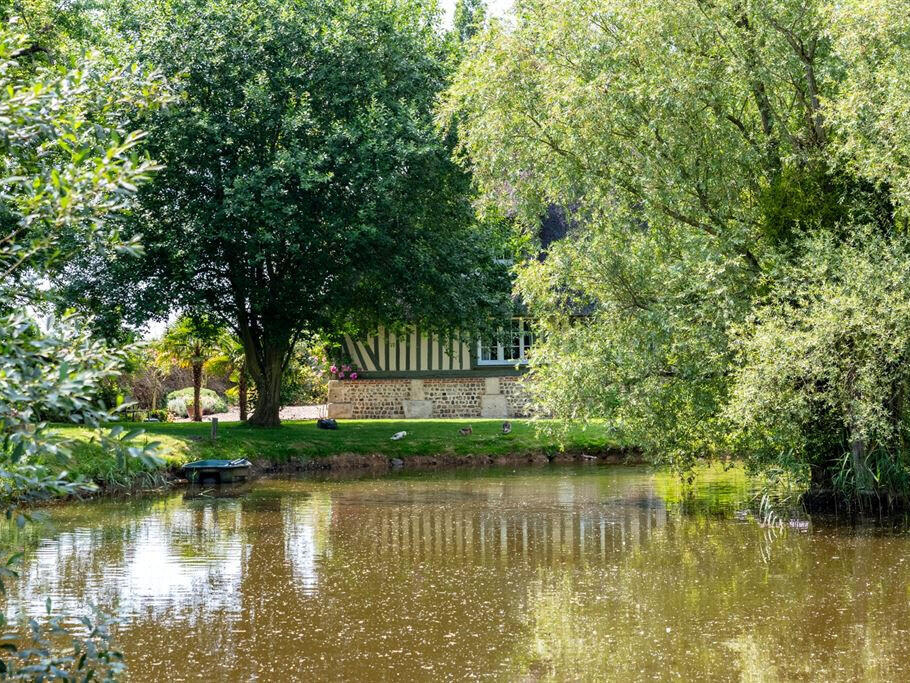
top-left (211, 417), bottom-right (218, 441)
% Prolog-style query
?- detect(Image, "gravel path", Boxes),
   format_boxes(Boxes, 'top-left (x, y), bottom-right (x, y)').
top-left (177, 404), bottom-right (327, 422)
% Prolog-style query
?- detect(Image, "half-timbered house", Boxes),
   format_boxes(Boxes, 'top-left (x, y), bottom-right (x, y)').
top-left (327, 207), bottom-right (569, 419)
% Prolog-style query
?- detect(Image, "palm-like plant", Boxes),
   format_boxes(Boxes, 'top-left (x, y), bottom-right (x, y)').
top-left (155, 316), bottom-right (221, 421)
top-left (205, 331), bottom-right (249, 421)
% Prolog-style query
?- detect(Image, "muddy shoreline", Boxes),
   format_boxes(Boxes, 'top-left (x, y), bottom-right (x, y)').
top-left (237, 447), bottom-right (644, 476)
top-left (165, 447), bottom-right (644, 484)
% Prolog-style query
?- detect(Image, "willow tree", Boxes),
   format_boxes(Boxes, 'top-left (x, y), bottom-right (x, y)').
top-left (80, 0), bottom-right (510, 426)
top-left (445, 0), bottom-right (910, 505)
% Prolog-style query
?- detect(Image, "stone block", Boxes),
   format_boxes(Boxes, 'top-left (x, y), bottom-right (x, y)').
top-left (480, 394), bottom-right (508, 418)
top-left (409, 379), bottom-right (425, 401)
top-left (327, 380), bottom-right (347, 403)
top-left (327, 402), bottom-right (353, 419)
top-left (484, 377), bottom-right (500, 395)
top-left (403, 399), bottom-right (432, 419)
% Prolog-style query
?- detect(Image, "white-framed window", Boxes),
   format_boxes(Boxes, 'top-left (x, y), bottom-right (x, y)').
top-left (477, 319), bottom-right (534, 365)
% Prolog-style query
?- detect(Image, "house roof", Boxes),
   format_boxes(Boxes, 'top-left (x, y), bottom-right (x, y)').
top-left (539, 204), bottom-right (571, 251)
top-left (534, 204), bottom-right (595, 316)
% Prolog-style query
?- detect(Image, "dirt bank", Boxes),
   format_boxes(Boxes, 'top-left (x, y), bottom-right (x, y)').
top-left (238, 447), bottom-right (645, 475)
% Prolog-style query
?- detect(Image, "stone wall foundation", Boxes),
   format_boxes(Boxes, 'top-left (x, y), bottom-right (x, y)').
top-left (327, 377), bottom-right (530, 419)
top-left (403, 400), bottom-right (433, 418)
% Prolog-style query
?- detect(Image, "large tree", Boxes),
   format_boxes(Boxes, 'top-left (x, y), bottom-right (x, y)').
top-left (454, 0), bottom-right (487, 43)
top-left (79, 0), bottom-right (510, 426)
top-left (444, 0), bottom-right (910, 505)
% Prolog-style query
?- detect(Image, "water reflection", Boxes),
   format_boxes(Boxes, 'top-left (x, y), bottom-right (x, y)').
top-left (4, 466), bottom-right (910, 680)
top-left (12, 497), bottom-right (246, 622)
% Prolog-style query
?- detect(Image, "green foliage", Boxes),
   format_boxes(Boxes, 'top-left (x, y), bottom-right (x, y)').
top-left (277, 344), bottom-right (329, 406)
top-left (55, 424), bottom-right (190, 486)
top-left (0, 16), bottom-right (168, 498)
top-left (121, 345), bottom-right (168, 411)
top-left (446, 0), bottom-right (910, 504)
top-left (0, 606), bottom-right (124, 681)
top-left (0, 18), bottom-right (168, 676)
top-left (454, 0), bottom-right (487, 43)
top-left (203, 330), bottom-right (247, 413)
top-left (203, 332), bottom-right (244, 383)
top-left (0, 20), bottom-right (168, 305)
top-left (827, 0), bottom-right (910, 215)
top-left (155, 316), bottom-right (222, 421)
top-left (756, 163), bottom-right (893, 251)
top-left (243, 348), bottom-right (327, 409)
top-left (155, 316), bottom-right (221, 372)
top-left (0, 0), bottom-right (106, 65)
top-left (275, 362), bottom-right (327, 406)
top-left (725, 232), bottom-right (910, 502)
top-left (71, 0), bottom-right (512, 425)
top-left (166, 387), bottom-right (227, 417)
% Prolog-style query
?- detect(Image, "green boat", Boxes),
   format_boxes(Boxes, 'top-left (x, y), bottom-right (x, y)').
top-left (183, 458), bottom-right (253, 483)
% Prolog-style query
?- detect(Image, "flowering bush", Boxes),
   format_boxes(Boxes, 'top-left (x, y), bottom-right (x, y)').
top-left (329, 363), bottom-right (359, 380)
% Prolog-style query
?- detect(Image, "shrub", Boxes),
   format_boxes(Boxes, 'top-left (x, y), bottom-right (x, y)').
top-left (284, 360), bottom-right (329, 404)
top-left (223, 388), bottom-right (239, 406)
top-left (166, 387), bottom-right (227, 417)
top-left (274, 348), bottom-right (329, 405)
top-left (725, 231), bottom-right (910, 502)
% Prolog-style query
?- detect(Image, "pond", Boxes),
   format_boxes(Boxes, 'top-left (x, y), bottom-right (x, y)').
top-left (5, 465), bottom-right (910, 680)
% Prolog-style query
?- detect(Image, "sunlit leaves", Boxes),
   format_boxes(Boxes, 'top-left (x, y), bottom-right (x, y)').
top-left (0, 21), bottom-right (171, 295)
top-left (726, 231), bottom-right (910, 497)
top-left (827, 0), bottom-right (910, 216)
top-left (0, 20), bottom-right (168, 677)
top-left (446, 0), bottom-right (910, 500)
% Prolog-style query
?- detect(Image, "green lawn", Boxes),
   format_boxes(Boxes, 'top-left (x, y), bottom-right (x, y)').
top-left (54, 419), bottom-right (625, 487)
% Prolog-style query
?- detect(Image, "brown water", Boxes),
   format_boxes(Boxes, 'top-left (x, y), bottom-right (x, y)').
top-left (5, 465), bottom-right (910, 681)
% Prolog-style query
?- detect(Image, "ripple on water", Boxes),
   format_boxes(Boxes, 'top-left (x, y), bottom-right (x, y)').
top-left (4, 465), bottom-right (910, 681)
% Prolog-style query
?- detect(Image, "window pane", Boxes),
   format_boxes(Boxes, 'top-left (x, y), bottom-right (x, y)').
top-left (480, 341), bottom-right (496, 361)
top-left (478, 320), bottom-right (534, 363)
top-left (522, 320), bottom-right (534, 358)
top-left (500, 319), bottom-right (517, 360)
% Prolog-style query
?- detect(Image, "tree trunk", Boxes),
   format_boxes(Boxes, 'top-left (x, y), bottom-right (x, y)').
top-left (235, 308), bottom-right (291, 428)
top-left (239, 368), bottom-right (248, 422)
top-left (851, 436), bottom-right (869, 494)
top-left (192, 363), bottom-right (203, 422)
top-left (247, 354), bottom-right (282, 426)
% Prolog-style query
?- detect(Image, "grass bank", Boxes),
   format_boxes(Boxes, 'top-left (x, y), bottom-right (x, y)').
top-left (54, 419), bottom-right (629, 489)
